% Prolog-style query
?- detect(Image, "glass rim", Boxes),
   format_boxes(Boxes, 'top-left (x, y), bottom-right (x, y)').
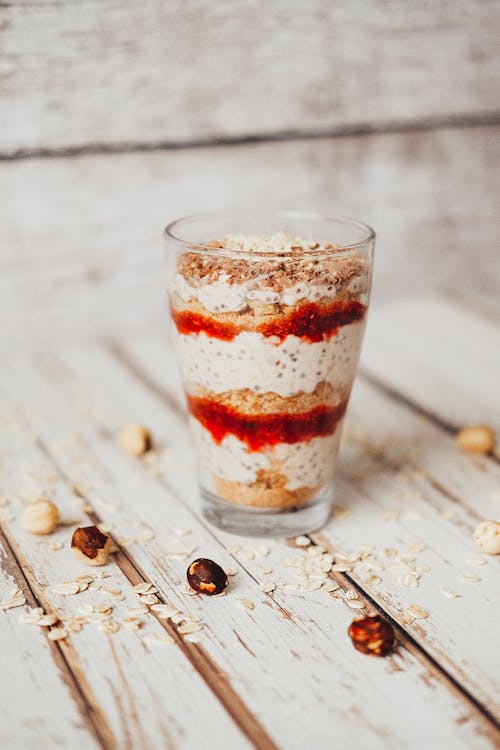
top-left (164, 210), bottom-right (375, 258)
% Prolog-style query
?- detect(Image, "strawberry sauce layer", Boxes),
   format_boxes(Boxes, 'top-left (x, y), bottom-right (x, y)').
top-left (171, 300), bottom-right (365, 343)
top-left (187, 395), bottom-right (348, 451)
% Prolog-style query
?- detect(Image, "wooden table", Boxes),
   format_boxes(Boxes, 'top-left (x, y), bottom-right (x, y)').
top-left (1, 295), bottom-right (499, 749)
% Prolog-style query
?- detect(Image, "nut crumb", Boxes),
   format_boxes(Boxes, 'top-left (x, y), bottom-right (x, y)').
top-left (119, 423), bottom-right (153, 457)
top-left (456, 424), bottom-right (495, 454)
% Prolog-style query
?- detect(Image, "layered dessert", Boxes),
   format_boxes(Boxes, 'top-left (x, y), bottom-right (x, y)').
top-left (169, 232), bottom-right (370, 510)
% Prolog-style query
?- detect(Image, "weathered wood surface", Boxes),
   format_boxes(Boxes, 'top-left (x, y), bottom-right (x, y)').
top-left (1, 296), bottom-right (499, 748)
top-left (2, 1), bottom-right (500, 154)
top-left (0, 405), bottom-right (253, 749)
top-left (362, 298), bottom-right (500, 439)
top-left (1, 125), bottom-right (499, 345)
top-left (0, 534), bottom-right (100, 749)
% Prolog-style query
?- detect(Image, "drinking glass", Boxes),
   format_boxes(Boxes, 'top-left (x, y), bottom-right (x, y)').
top-left (164, 211), bottom-right (374, 536)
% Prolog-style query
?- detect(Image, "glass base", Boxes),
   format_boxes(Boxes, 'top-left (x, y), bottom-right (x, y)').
top-left (201, 488), bottom-right (331, 538)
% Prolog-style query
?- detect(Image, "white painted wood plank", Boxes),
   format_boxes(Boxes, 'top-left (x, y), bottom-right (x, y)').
top-left (0, 406), bottom-right (252, 749)
top-left (0, 543), bottom-right (100, 750)
top-left (1, 347), bottom-right (496, 748)
top-left (362, 298), bottom-right (500, 437)
top-left (1, 126), bottom-right (499, 345)
top-left (2, 1), bottom-right (499, 152)
top-left (123, 331), bottom-right (500, 720)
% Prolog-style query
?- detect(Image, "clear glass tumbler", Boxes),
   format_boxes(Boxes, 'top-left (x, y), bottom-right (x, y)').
top-left (164, 211), bottom-right (374, 536)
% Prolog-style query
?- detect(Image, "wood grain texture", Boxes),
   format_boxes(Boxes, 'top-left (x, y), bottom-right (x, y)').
top-left (1, 335), bottom-right (498, 748)
top-left (0, 534), bottom-right (101, 750)
top-left (2, 0), bottom-right (500, 153)
top-left (0, 405), bottom-right (252, 749)
top-left (1, 125), bottom-right (499, 345)
top-left (362, 298), bottom-right (500, 439)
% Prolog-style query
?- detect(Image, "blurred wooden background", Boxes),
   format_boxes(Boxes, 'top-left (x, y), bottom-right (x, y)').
top-left (1, 0), bottom-right (499, 345)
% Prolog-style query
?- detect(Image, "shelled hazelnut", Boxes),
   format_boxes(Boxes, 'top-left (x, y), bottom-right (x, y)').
top-left (455, 425), bottom-right (495, 454)
top-left (21, 500), bottom-right (60, 535)
top-left (71, 526), bottom-right (111, 566)
top-left (118, 423), bottom-right (153, 457)
top-left (187, 558), bottom-right (228, 595)
top-left (348, 615), bottom-right (395, 657)
top-left (473, 520), bottom-right (500, 555)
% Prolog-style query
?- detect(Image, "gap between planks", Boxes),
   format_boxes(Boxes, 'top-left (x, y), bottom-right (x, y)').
top-left (2, 110), bottom-right (500, 162)
top-left (0, 524), bottom-right (114, 750)
top-left (105, 339), bottom-right (500, 735)
top-left (19, 432), bottom-right (279, 750)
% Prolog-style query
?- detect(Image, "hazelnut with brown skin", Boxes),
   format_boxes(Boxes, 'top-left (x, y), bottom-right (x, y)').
top-left (348, 615), bottom-right (395, 657)
top-left (71, 526), bottom-right (111, 566)
top-left (187, 558), bottom-right (228, 595)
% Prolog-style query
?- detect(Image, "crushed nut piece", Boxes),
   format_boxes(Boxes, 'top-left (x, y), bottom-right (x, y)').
top-left (71, 526), bottom-right (111, 566)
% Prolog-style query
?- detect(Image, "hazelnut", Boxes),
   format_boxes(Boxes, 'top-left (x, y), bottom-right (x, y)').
top-left (473, 520), bottom-right (500, 555)
top-left (187, 558), bottom-right (228, 595)
top-left (455, 425), bottom-right (495, 454)
top-left (71, 526), bottom-right (111, 566)
top-left (348, 615), bottom-right (395, 656)
top-left (118, 423), bottom-right (153, 457)
top-left (21, 500), bottom-right (60, 535)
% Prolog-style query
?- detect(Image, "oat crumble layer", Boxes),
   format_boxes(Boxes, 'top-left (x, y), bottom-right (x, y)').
top-left (188, 382), bottom-right (345, 415)
top-left (214, 471), bottom-right (318, 509)
top-left (177, 233), bottom-right (366, 292)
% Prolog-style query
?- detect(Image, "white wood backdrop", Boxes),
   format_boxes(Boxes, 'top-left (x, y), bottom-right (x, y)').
top-left (2, 0), bottom-right (500, 154)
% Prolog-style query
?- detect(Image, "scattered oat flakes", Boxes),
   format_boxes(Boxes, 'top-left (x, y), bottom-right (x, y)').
top-left (226, 567), bottom-right (238, 576)
top-left (227, 545), bottom-right (240, 554)
top-left (49, 540), bottom-right (64, 551)
top-left (259, 580), bottom-right (276, 593)
top-left (139, 594), bottom-right (159, 605)
top-left (294, 536), bottom-right (311, 547)
top-left (441, 587), bottom-right (461, 599)
top-left (302, 580), bottom-right (322, 592)
top-left (384, 548), bottom-right (398, 559)
top-left (347, 600), bottom-right (365, 610)
top-left (53, 582), bottom-right (80, 596)
top-left (331, 564), bottom-right (351, 572)
top-left (48, 627), bottom-right (69, 641)
top-left (407, 541), bottom-right (427, 553)
top-left (133, 582), bottom-right (156, 595)
top-left (405, 604), bottom-right (429, 620)
top-left (235, 598), bottom-right (255, 612)
top-left (122, 617), bottom-right (143, 631)
top-left (465, 556), bottom-right (486, 566)
top-left (345, 589), bottom-right (359, 601)
top-left (143, 632), bottom-right (174, 648)
top-left (150, 604), bottom-right (179, 619)
top-left (322, 580), bottom-right (339, 592)
top-left (178, 621), bottom-right (204, 635)
top-left (459, 573), bottom-right (481, 583)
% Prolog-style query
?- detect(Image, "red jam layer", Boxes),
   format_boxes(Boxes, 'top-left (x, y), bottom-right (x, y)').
top-left (187, 395), bottom-right (348, 451)
top-left (171, 300), bottom-right (366, 343)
